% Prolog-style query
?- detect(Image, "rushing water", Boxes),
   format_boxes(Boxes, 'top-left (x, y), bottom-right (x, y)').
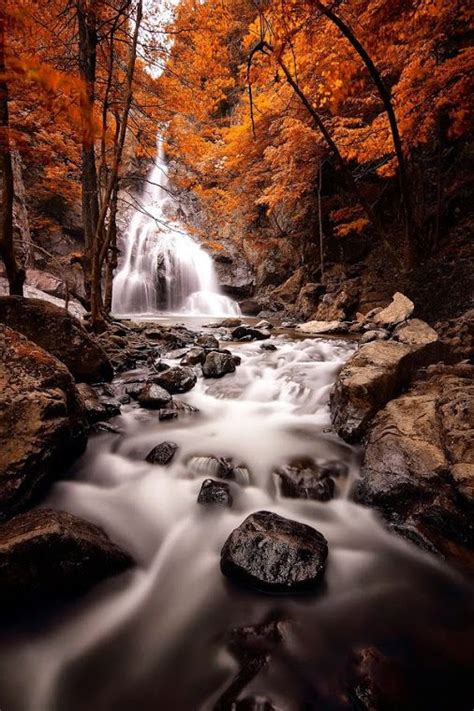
top-left (111, 142), bottom-right (240, 318)
top-left (0, 333), bottom-right (472, 711)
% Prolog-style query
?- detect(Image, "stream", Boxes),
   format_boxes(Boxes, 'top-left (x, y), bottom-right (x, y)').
top-left (0, 328), bottom-right (472, 710)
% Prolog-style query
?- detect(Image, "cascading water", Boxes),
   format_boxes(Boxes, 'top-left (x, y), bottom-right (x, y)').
top-left (112, 140), bottom-right (240, 317)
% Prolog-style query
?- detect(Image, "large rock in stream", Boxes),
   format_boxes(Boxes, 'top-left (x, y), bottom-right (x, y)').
top-left (0, 325), bottom-right (87, 517)
top-left (356, 363), bottom-right (474, 574)
top-left (220, 511), bottom-right (328, 592)
top-left (154, 365), bottom-right (197, 394)
top-left (331, 323), bottom-right (444, 442)
top-left (0, 508), bottom-right (132, 607)
top-left (0, 296), bottom-right (113, 383)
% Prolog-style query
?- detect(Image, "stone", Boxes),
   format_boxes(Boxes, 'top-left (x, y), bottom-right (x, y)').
top-left (393, 318), bottom-right (438, 346)
top-left (197, 479), bottom-right (232, 506)
top-left (195, 334), bottom-right (220, 350)
top-left (295, 320), bottom-right (345, 335)
top-left (356, 364), bottom-right (474, 574)
top-left (330, 339), bottom-right (437, 443)
top-left (218, 317), bottom-right (243, 328)
top-left (154, 366), bottom-right (197, 394)
top-left (261, 343), bottom-right (277, 351)
top-left (158, 409), bottom-right (178, 421)
top-left (145, 441), bottom-right (178, 465)
top-left (0, 508), bottom-right (132, 607)
top-left (232, 326), bottom-right (270, 341)
top-left (276, 458), bottom-right (335, 501)
top-left (76, 383), bottom-right (121, 423)
top-left (0, 326), bottom-right (87, 517)
top-left (0, 296), bottom-right (113, 383)
top-left (137, 383), bottom-right (172, 410)
top-left (202, 350), bottom-right (236, 378)
top-left (220, 510), bottom-right (328, 592)
top-left (255, 319), bottom-right (273, 330)
top-left (180, 347), bottom-right (206, 366)
top-left (239, 299), bottom-right (261, 316)
top-left (372, 292), bottom-right (414, 328)
top-left (360, 329), bottom-right (389, 344)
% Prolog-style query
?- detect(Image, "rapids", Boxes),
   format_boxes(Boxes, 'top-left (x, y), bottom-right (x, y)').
top-left (0, 333), bottom-right (471, 710)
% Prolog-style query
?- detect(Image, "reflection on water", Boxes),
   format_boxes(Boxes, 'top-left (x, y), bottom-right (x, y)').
top-left (0, 337), bottom-right (471, 711)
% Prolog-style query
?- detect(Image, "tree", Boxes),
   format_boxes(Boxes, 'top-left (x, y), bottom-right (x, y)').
top-left (0, 7), bottom-right (24, 295)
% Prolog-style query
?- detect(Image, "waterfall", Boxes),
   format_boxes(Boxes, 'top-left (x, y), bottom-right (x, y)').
top-left (112, 140), bottom-right (240, 317)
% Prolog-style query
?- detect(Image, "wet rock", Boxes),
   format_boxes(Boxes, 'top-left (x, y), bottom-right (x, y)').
top-left (77, 383), bottom-right (121, 424)
top-left (195, 334), bottom-right (220, 350)
top-left (197, 479), bottom-right (232, 506)
top-left (261, 343), bottom-right (277, 351)
top-left (0, 296), bottom-right (113, 383)
top-left (202, 351), bottom-right (236, 378)
top-left (0, 326), bottom-right (87, 517)
top-left (220, 510), bottom-right (328, 592)
top-left (158, 409), bottom-right (178, 421)
top-left (218, 317), bottom-right (242, 328)
top-left (357, 363), bottom-right (474, 574)
top-left (0, 508), bottom-right (132, 607)
top-left (180, 347), bottom-right (206, 366)
top-left (239, 299), bottom-right (261, 316)
top-left (145, 441), bottom-right (178, 465)
top-left (232, 326), bottom-right (270, 341)
top-left (330, 337), bottom-right (444, 443)
top-left (137, 383), bottom-right (172, 410)
top-left (373, 292), bottom-right (414, 328)
top-left (165, 347), bottom-right (189, 360)
top-left (360, 329), bottom-right (389, 344)
top-left (295, 320), bottom-right (346, 335)
top-left (255, 319), bottom-right (273, 331)
top-left (276, 458), bottom-right (335, 501)
top-left (155, 366), bottom-right (197, 394)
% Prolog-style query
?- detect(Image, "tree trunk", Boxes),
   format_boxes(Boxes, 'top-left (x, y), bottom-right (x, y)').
top-left (0, 10), bottom-right (24, 296)
top-left (77, 0), bottom-right (99, 302)
top-left (312, 0), bottom-right (415, 261)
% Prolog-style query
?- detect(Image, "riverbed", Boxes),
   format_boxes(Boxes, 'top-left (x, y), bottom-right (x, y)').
top-left (0, 329), bottom-right (471, 710)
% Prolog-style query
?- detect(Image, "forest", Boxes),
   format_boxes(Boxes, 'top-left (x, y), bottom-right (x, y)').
top-left (0, 1), bottom-right (473, 709)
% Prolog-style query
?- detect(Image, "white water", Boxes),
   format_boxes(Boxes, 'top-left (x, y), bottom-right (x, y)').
top-left (111, 142), bottom-right (240, 318)
top-left (0, 333), bottom-right (469, 711)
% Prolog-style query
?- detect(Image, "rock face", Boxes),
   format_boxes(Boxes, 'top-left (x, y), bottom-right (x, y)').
top-left (276, 458), bottom-right (335, 501)
top-left (331, 330), bottom-right (443, 442)
top-left (137, 383), bottom-right (173, 409)
top-left (145, 441), bottom-right (178, 465)
top-left (155, 366), bottom-right (197, 394)
top-left (372, 292), bottom-right (414, 328)
top-left (197, 479), bottom-right (232, 506)
top-left (356, 363), bottom-right (474, 573)
top-left (0, 326), bottom-right (87, 516)
top-left (0, 508), bottom-right (132, 606)
top-left (220, 510), bottom-right (328, 592)
top-left (202, 350), bottom-right (236, 378)
top-left (0, 296), bottom-right (113, 383)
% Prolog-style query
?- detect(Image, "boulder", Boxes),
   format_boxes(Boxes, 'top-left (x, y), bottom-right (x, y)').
top-left (255, 319), bottom-right (273, 331)
top-left (145, 441), bottom-right (178, 465)
top-left (76, 383), bottom-right (120, 423)
top-left (202, 351), bottom-right (236, 378)
top-left (0, 508), bottom-right (132, 607)
top-left (220, 510), bottom-right (328, 592)
top-left (392, 318), bottom-right (438, 347)
top-left (218, 317), bottom-right (242, 328)
top-left (154, 366), bottom-right (197, 394)
top-left (232, 326), bottom-right (270, 341)
top-left (0, 296), bottom-right (113, 383)
top-left (330, 335), bottom-right (444, 443)
top-left (296, 320), bottom-right (345, 335)
top-left (356, 363), bottom-right (474, 573)
top-left (239, 299), bottom-right (261, 316)
top-left (261, 343), bottom-right (277, 351)
top-left (137, 383), bottom-right (172, 410)
top-left (180, 347), bottom-right (206, 366)
top-left (0, 326), bottom-right (87, 517)
top-left (195, 334), bottom-right (219, 350)
top-left (360, 329), bottom-right (389, 344)
top-left (275, 458), bottom-right (335, 502)
top-left (197, 479), bottom-right (232, 506)
top-left (372, 292), bottom-right (414, 328)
